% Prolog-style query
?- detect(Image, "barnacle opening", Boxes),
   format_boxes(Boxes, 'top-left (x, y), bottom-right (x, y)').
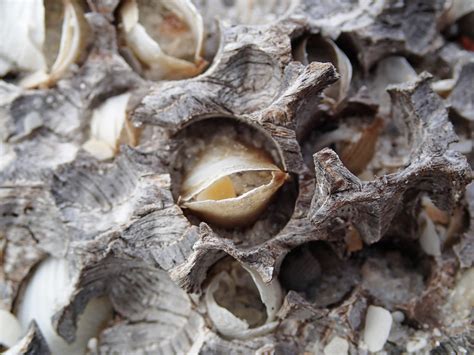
top-left (171, 117), bottom-right (298, 243)
top-left (292, 34), bottom-right (353, 109)
top-left (116, 0), bottom-right (209, 81)
top-left (204, 256), bottom-right (282, 339)
top-left (279, 241), bottom-right (361, 307)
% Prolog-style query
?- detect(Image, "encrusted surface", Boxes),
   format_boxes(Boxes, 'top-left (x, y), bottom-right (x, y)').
top-left (0, 0), bottom-right (473, 353)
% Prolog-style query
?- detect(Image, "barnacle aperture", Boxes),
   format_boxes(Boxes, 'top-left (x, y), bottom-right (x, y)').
top-left (205, 258), bottom-right (283, 339)
top-left (179, 135), bottom-right (288, 228)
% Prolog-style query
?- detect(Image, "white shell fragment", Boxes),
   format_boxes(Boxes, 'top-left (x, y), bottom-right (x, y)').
top-left (372, 56), bottom-right (417, 116)
top-left (294, 35), bottom-right (352, 108)
top-left (443, 0), bottom-right (474, 25)
top-left (418, 212), bottom-right (442, 257)
top-left (324, 336), bottom-right (349, 355)
top-left (205, 262), bottom-right (283, 339)
top-left (0, 309), bottom-right (23, 348)
top-left (179, 136), bottom-right (288, 227)
top-left (82, 92), bottom-right (140, 160)
top-left (406, 336), bottom-right (428, 353)
top-left (119, 0), bottom-right (205, 80)
top-left (15, 258), bottom-right (113, 355)
top-left (363, 305), bottom-right (393, 352)
top-left (0, 0), bottom-right (89, 88)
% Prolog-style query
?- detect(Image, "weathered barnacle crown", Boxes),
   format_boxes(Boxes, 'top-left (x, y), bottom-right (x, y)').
top-left (0, 0), bottom-right (473, 353)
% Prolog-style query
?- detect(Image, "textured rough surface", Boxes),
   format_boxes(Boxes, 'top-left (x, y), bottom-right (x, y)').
top-left (0, 0), bottom-right (473, 354)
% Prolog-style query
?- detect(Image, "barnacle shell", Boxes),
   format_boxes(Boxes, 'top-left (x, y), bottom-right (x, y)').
top-left (15, 258), bottom-right (113, 354)
top-left (179, 136), bottom-right (288, 227)
top-left (0, 0), bottom-right (89, 88)
top-left (0, 0), bottom-right (473, 354)
top-left (205, 260), bottom-right (283, 339)
top-left (293, 35), bottom-right (352, 108)
top-left (119, 0), bottom-right (205, 80)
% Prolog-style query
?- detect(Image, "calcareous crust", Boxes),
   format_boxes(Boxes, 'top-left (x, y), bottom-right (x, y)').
top-left (0, 0), bottom-right (473, 354)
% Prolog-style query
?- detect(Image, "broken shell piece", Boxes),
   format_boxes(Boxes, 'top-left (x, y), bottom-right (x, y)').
top-left (179, 136), bottom-right (288, 227)
top-left (372, 56), bottom-right (417, 116)
top-left (431, 78), bottom-right (457, 98)
top-left (0, 309), bottom-right (22, 349)
top-left (294, 35), bottom-right (352, 108)
top-left (16, 258), bottom-right (113, 354)
top-left (421, 196), bottom-right (449, 225)
top-left (418, 211), bottom-right (442, 257)
top-left (339, 118), bottom-right (384, 175)
top-left (0, 0), bottom-right (89, 88)
top-left (442, 0), bottom-right (474, 26)
top-left (313, 119), bottom-right (383, 177)
top-left (205, 260), bottom-right (283, 339)
top-left (363, 305), bottom-right (392, 352)
top-left (119, 0), bottom-right (206, 80)
top-left (82, 92), bottom-right (140, 160)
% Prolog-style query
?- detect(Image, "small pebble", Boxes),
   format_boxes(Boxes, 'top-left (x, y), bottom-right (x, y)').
top-left (324, 336), bottom-right (349, 355)
top-left (363, 305), bottom-right (393, 352)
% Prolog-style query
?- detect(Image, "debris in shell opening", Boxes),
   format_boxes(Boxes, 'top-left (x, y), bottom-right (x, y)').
top-left (279, 242), bottom-right (361, 307)
top-left (118, 0), bottom-right (207, 80)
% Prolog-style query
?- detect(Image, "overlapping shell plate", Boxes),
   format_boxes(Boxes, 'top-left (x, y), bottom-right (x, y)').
top-left (0, 0), bottom-right (473, 354)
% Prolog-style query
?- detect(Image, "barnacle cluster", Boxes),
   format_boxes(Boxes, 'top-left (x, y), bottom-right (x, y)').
top-left (0, 0), bottom-right (473, 354)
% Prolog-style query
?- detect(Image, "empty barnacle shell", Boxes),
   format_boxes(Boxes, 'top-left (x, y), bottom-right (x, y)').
top-left (293, 35), bottom-right (352, 108)
top-left (82, 92), bottom-right (141, 160)
top-left (0, 0), bottom-right (89, 88)
top-left (205, 260), bottom-right (283, 339)
top-left (118, 0), bottom-right (206, 80)
top-left (15, 258), bottom-right (113, 354)
top-left (179, 136), bottom-right (289, 228)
